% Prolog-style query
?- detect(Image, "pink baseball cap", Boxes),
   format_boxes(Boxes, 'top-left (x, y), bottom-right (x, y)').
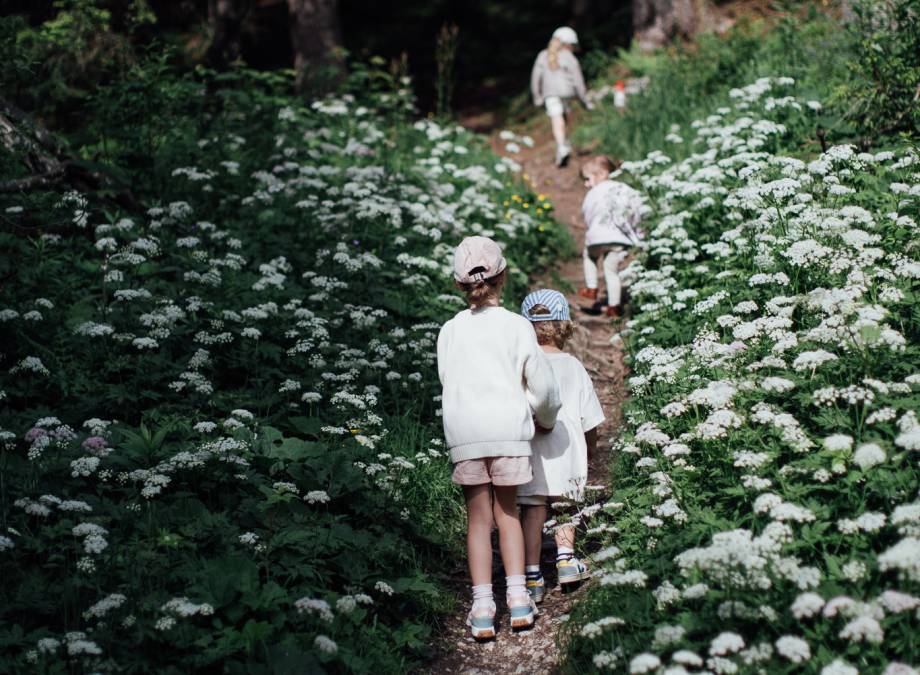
top-left (453, 236), bottom-right (507, 284)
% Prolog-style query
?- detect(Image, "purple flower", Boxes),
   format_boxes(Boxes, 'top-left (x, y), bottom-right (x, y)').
top-left (81, 435), bottom-right (107, 451)
top-left (24, 427), bottom-right (48, 443)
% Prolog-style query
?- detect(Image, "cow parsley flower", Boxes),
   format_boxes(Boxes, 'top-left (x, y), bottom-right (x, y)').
top-left (775, 635), bottom-right (810, 663)
top-left (821, 659), bottom-right (859, 675)
top-left (709, 632), bottom-right (745, 656)
top-left (853, 442), bottom-right (886, 469)
top-left (304, 490), bottom-right (330, 504)
top-left (314, 635), bottom-right (338, 654)
top-left (823, 434), bottom-right (853, 452)
top-left (630, 653), bottom-right (661, 674)
top-left (839, 615), bottom-right (883, 644)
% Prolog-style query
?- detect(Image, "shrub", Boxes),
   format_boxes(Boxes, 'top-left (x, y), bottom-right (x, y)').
top-left (562, 74), bottom-right (920, 674)
top-left (837, 0), bottom-right (920, 137)
top-left (0, 59), bottom-right (570, 671)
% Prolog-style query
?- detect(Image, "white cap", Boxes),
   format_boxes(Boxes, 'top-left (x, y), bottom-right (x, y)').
top-left (552, 26), bottom-right (579, 45)
top-left (453, 236), bottom-right (507, 284)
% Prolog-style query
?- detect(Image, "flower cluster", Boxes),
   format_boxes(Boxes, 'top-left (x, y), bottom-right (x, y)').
top-left (567, 76), bottom-right (920, 673)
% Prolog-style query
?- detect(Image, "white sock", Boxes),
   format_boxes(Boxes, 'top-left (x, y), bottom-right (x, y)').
top-left (525, 564), bottom-right (541, 574)
top-left (506, 574), bottom-right (526, 599)
top-left (472, 583), bottom-right (493, 611)
top-left (557, 546), bottom-right (574, 559)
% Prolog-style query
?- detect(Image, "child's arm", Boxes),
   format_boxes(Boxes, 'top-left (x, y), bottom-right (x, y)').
top-left (523, 333), bottom-right (561, 430)
top-left (530, 57), bottom-right (543, 106)
top-left (436, 324), bottom-right (449, 385)
top-left (584, 426), bottom-right (598, 462)
top-left (579, 365), bottom-right (605, 462)
top-left (570, 55), bottom-right (589, 108)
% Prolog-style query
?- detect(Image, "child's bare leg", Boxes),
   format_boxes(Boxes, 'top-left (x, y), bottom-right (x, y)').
top-left (464, 484), bottom-right (494, 585)
top-left (555, 523), bottom-right (576, 551)
top-left (493, 485), bottom-right (525, 577)
top-left (550, 114), bottom-right (566, 147)
top-left (521, 504), bottom-right (548, 567)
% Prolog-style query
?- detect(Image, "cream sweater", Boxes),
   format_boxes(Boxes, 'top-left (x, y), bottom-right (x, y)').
top-left (437, 306), bottom-right (561, 463)
top-left (530, 49), bottom-right (588, 105)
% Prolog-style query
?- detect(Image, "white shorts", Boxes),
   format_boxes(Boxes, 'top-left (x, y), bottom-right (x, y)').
top-left (545, 96), bottom-right (567, 118)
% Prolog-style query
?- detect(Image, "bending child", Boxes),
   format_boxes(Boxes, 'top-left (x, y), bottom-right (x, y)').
top-left (517, 289), bottom-right (605, 602)
top-left (437, 237), bottom-right (561, 639)
top-left (578, 155), bottom-right (648, 318)
top-left (530, 27), bottom-right (592, 168)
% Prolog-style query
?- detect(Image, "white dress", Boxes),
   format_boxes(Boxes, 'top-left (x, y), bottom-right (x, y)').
top-left (518, 352), bottom-right (605, 500)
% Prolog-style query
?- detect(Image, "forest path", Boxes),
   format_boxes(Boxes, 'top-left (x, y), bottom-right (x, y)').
top-left (426, 114), bottom-right (627, 674)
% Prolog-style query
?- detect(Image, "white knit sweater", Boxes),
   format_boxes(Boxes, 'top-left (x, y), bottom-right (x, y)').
top-left (437, 306), bottom-right (561, 463)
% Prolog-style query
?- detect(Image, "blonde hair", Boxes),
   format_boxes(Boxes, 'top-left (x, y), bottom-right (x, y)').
top-left (581, 155), bottom-right (620, 180)
top-left (457, 270), bottom-right (506, 308)
top-left (527, 303), bottom-right (575, 349)
top-left (547, 37), bottom-right (563, 71)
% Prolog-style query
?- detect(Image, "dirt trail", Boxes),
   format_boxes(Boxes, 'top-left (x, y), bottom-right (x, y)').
top-left (426, 115), bottom-right (627, 675)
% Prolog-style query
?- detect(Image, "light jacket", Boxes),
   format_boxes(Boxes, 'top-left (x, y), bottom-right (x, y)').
top-left (530, 49), bottom-right (588, 106)
top-left (583, 179), bottom-right (649, 248)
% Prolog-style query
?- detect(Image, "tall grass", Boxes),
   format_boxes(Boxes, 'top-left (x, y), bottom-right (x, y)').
top-left (577, 8), bottom-right (854, 161)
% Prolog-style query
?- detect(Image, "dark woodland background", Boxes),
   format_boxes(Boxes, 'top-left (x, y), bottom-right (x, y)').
top-left (4, 0), bottom-right (707, 112)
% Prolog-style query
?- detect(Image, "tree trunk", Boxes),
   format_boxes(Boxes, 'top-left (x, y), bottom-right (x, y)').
top-left (205, 0), bottom-right (251, 68)
top-left (631, 0), bottom-right (716, 50)
top-left (287, 0), bottom-right (345, 93)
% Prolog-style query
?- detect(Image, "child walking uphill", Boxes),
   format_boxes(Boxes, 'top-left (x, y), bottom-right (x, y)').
top-left (437, 236), bottom-right (562, 639)
top-left (517, 289), bottom-right (605, 602)
top-left (578, 155), bottom-right (648, 318)
top-left (530, 27), bottom-right (592, 168)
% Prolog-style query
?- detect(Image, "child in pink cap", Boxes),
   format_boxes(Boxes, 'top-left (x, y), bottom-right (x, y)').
top-left (437, 235), bottom-right (561, 638)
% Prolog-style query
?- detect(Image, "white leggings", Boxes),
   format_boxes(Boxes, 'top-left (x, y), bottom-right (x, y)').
top-left (583, 245), bottom-right (627, 306)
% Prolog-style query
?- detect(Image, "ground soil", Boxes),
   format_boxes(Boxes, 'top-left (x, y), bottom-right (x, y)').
top-left (424, 113), bottom-right (628, 675)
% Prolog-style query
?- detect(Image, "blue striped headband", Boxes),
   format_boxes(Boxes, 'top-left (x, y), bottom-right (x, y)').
top-left (521, 289), bottom-right (570, 322)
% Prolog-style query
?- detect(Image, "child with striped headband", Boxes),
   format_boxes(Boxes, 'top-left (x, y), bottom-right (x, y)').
top-left (518, 288), bottom-right (605, 601)
top-left (438, 237), bottom-right (562, 638)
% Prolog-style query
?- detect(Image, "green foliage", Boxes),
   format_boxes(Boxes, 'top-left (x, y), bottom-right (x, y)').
top-left (836, 0), bottom-right (920, 137)
top-left (577, 9), bottom-right (854, 161)
top-left (560, 72), bottom-right (920, 675)
top-left (0, 50), bottom-right (570, 673)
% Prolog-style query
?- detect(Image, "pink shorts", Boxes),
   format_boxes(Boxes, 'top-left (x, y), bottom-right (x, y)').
top-left (452, 456), bottom-right (532, 486)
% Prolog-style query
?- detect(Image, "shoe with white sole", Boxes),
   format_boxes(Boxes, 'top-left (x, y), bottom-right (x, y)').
top-left (526, 573), bottom-right (546, 604)
top-left (466, 601), bottom-right (496, 639)
top-left (557, 555), bottom-right (591, 585)
top-left (555, 144), bottom-right (571, 167)
top-left (507, 594), bottom-right (537, 629)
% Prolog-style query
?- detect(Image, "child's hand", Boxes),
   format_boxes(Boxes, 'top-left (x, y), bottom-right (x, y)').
top-left (571, 215), bottom-right (586, 229)
top-left (533, 416), bottom-right (553, 434)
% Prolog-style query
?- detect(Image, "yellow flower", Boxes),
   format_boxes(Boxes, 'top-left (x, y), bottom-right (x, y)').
top-left (523, 173), bottom-right (530, 180)
top-left (523, 203), bottom-right (529, 208)
top-left (538, 194), bottom-right (547, 201)
top-left (503, 200), bottom-right (509, 206)
top-left (350, 428), bottom-right (360, 435)
top-left (536, 208), bottom-right (543, 215)
top-left (538, 226), bottom-right (545, 232)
